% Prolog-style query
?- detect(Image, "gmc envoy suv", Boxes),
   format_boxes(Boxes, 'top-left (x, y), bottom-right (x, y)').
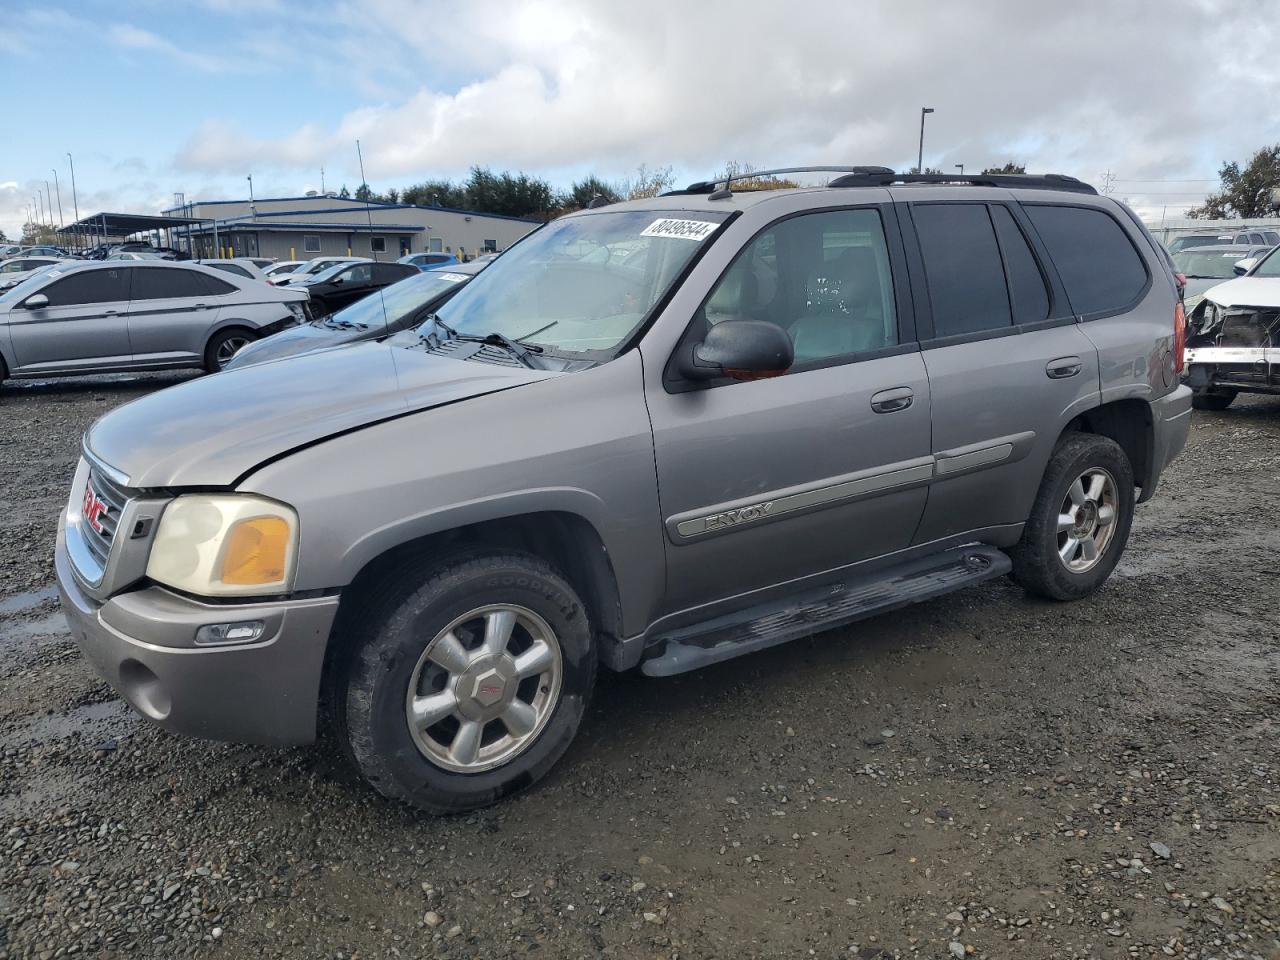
top-left (57, 168), bottom-right (1192, 813)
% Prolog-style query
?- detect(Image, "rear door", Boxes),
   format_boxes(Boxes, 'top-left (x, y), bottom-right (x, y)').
top-left (644, 202), bottom-right (933, 618)
top-left (127, 266), bottom-right (237, 364)
top-left (8, 266), bottom-right (133, 372)
top-left (900, 198), bottom-right (1101, 545)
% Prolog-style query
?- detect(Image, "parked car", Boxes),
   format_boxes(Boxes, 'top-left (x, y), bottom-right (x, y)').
top-left (399, 252), bottom-right (460, 271)
top-left (294, 260), bottom-right (419, 316)
top-left (56, 171), bottom-right (1191, 814)
top-left (194, 258), bottom-right (270, 282)
top-left (1183, 243), bottom-right (1280, 410)
top-left (0, 244), bottom-right (25, 259)
top-left (1168, 231), bottom-right (1280, 254)
top-left (270, 256), bottom-right (371, 286)
top-left (21, 244), bottom-right (70, 257)
top-left (1171, 244), bottom-right (1272, 309)
top-left (107, 251), bottom-right (169, 261)
top-left (247, 258), bottom-right (276, 270)
top-left (263, 260), bottom-right (305, 280)
top-left (227, 262), bottom-right (485, 369)
top-left (0, 256), bottom-right (65, 290)
top-left (0, 260), bottom-right (308, 383)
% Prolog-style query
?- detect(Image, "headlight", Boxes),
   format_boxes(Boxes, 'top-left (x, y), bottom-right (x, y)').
top-left (146, 495), bottom-right (298, 597)
top-left (287, 301), bottom-right (307, 322)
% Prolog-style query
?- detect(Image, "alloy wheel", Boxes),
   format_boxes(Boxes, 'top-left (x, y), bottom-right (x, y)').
top-left (1056, 467), bottom-right (1119, 573)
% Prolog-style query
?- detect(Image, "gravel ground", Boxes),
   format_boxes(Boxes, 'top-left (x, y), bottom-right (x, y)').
top-left (1, 373), bottom-right (1277, 960)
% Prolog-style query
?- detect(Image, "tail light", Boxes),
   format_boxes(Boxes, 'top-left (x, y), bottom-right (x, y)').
top-left (1173, 301), bottom-right (1186, 375)
top-left (1174, 272), bottom-right (1187, 296)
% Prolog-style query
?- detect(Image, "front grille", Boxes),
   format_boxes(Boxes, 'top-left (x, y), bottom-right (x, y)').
top-left (81, 468), bottom-right (132, 568)
top-left (424, 338), bottom-right (525, 367)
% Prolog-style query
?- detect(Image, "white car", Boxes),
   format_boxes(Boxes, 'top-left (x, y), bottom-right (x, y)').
top-left (1183, 245), bottom-right (1280, 410)
top-left (0, 256), bottom-right (66, 291)
top-left (263, 260), bottom-right (306, 280)
top-left (270, 257), bottom-right (371, 286)
top-left (194, 258), bottom-right (270, 282)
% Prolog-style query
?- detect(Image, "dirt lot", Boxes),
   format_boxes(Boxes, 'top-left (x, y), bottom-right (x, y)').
top-left (0, 373), bottom-right (1277, 960)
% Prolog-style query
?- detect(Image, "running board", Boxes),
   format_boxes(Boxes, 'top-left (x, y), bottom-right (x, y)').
top-left (641, 545), bottom-right (1011, 677)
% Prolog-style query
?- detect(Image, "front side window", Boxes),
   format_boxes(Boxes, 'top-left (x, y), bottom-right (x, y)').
top-left (303, 235), bottom-right (321, 253)
top-left (425, 210), bottom-right (730, 357)
top-left (1025, 204), bottom-right (1148, 317)
top-left (340, 264), bottom-right (374, 284)
top-left (39, 268), bottom-right (130, 307)
top-left (1254, 247), bottom-right (1280, 277)
top-left (699, 208), bottom-right (898, 365)
top-left (914, 203), bottom-right (1011, 337)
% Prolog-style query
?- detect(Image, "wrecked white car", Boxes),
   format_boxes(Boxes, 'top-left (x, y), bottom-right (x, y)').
top-left (1184, 246), bottom-right (1280, 410)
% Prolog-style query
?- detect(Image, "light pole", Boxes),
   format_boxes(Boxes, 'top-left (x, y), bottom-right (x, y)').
top-left (247, 174), bottom-right (254, 206)
top-left (36, 192), bottom-right (44, 228)
top-left (917, 107), bottom-right (934, 174)
top-left (52, 169), bottom-right (64, 228)
top-left (67, 153), bottom-right (80, 251)
top-left (44, 181), bottom-right (54, 228)
top-left (955, 163), bottom-right (965, 177)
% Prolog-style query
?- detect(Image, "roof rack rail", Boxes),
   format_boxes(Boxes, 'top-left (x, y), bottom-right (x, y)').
top-left (667, 165), bottom-right (896, 196)
top-left (826, 171), bottom-right (1097, 195)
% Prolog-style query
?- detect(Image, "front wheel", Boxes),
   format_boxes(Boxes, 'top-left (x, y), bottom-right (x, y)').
top-left (1191, 387), bottom-right (1236, 411)
top-left (338, 553), bottom-right (596, 813)
top-left (1009, 432), bottom-right (1135, 601)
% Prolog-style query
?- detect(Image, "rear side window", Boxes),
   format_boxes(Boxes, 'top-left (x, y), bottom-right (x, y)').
top-left (198, 272), bottom-right (238, 295)
top-left (209, 262), bottom-right (253, 279)
top-left (1024, 205), bottom-right (1148, 317)
top-left (913, 203), bottom-right (1011, 337)
top-left (40, 268), bottom-right (130, 306)
top-left (131, 268), bottom-right (210, 300)
top-left (374, 263), bottom-right (415, 282)
top-left (990, 206), bottom-right (1050, 324)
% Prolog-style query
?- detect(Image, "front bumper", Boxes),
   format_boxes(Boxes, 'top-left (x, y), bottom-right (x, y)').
top-left (56, 530), bottom-right (339, 746)
top-left (1185, 347), bottom-right (1280, 395)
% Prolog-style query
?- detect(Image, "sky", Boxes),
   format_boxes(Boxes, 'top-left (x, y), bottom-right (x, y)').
top-left (2, 0), bottom-right (1278, 242)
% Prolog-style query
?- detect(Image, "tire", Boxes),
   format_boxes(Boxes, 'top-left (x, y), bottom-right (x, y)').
top-left (1009, 432), bottom-right (1135, 601)
top-left (338, 552), bottom-right (596, 813)
top-left (1191, 387), bottom-right (1236, 411)
top-left (203, 327), bottom-right (258, 373)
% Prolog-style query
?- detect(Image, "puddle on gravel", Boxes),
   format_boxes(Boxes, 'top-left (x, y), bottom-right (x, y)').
top-left (0, 586), bottom-right (58, 615)
top-left (0, 611), bottom-right (70, 648)
top-left (18, 700), bottom-right (132, 745)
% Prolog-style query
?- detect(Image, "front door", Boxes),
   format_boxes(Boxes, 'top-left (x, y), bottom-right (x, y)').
top-left (330, 263), bottom-right (375, 310)
top-left (9, 265), bottom-right (133, 372)
top-left (644, 206), bottom-right (932, 619)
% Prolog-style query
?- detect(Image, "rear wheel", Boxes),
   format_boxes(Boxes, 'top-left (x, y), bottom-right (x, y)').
top-left (1009, 432), bottom-right (1135, 601)
top-left (1191, 387), bottom-right (1236, 411)
top-left (338, 553), bottom-right (595, 813)
top-left (204, 327), bottom-right (257, 373)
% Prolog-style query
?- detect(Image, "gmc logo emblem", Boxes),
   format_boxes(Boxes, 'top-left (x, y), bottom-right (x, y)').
top-left (82, 484), bottom-right (109, 535)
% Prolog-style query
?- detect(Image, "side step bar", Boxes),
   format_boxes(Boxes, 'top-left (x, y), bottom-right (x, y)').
top-left (641, 545), bottom-right (1011, 677)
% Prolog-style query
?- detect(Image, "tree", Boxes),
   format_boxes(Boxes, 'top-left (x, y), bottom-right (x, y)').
top-left (621, 164), bottom-right (675, 200)
top-left (400, 179), bottom-right (469, 209)
top-left (1188, 145), bottom-right (1280, 219)
top-left (338, 184), bottom-right (351, 198)
top-left (0, 227), bottom-right (7, 242)
top-left (562, 175), bottom-right (623, 210)
top-left (354, 182), bottom-right (374, 201)
top-left (982, 162), bottom-right (1026, 174)
top-left (463, 167), bottom-right (557, 218)
top-left (907, 166), bottom-right (945, 175)
top-left (21, 221), bottom-right (59, 245)
top-left (716, 161), bottom-right (799, 191)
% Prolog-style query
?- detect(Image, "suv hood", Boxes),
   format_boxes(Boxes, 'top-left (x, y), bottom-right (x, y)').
top-left (1203, 276), bottom-right (1280, 308)
top-left (87, 342), bottom-right (558, 488)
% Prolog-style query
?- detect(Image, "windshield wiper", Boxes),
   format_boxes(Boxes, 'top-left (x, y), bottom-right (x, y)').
top-left (455, 331), bottom-right (541, 368)
top-left (322, 316), bottom-right (367, 330)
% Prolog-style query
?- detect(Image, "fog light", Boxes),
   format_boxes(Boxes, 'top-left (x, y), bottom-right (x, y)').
top-left (195, 620), bottom-right (266, 646)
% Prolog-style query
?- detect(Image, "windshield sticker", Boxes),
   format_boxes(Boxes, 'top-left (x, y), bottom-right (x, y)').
top-left (640, 218), bottom-right (719, 242)
top-left (434, 272), bottom-right (468, 282)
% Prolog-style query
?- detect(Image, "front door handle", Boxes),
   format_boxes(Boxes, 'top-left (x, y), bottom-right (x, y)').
top-left (870, 387), bottom-right (914, 414)
top-left (1047, 356), bottom-right (1082, 379)
top-left (102, 309), bottom-right (120, 316)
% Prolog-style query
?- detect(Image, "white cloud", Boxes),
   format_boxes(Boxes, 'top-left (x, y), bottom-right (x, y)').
top-left (108, 23), bottom-right (229, 72)
top-left (168, 0), bottom-right (1280, 222)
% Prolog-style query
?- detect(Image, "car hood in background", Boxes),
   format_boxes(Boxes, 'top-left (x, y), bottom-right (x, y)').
top-left (86, 342), bottom-right (559, 488)
top-left (1202, 276), bottom-right (1280, 309)
top-left (225, 321), bottom-right (385, 369)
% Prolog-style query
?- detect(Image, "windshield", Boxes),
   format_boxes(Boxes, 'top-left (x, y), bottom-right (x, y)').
top-left (322, 271), bottom-right (468, 329)
top-left (304, 259), bottom-right (349, 276)
top-left (1171, 235), bottom-right (1230, 252)
top-left (415, 210), bottom-right (729, 356)
top-left (1173, 250), bottom-right (1248, 279)
top-left (1254, 248), bottom-right (1280, 277)
top-left (305, 262), bottom-right (357, 283)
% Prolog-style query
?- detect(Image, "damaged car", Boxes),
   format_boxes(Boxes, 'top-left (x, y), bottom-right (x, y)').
top-left (1184, 244), bottom-right (1280, 410)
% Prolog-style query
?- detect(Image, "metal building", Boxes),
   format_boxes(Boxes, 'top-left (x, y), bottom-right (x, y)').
top-left (161, 195), bottom-right (543, 261)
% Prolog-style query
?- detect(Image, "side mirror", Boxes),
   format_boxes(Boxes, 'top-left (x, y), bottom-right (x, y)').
top-left (678, 319), bottom-right (794, 382)
top-left (24, 293), bottom-right (49, 310)
top-left (330, 277), bottom-right (344, 285)
top-left (1233, 258), bottom-right (1257, 276)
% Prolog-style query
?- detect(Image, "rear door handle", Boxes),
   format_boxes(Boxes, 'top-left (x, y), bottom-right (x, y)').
top-left (1046, 356), bottom-right (1082, 379)
top-left (870, 387), bottom-right (914, 414)
top-left (102, 309), bottom-right (120, 316)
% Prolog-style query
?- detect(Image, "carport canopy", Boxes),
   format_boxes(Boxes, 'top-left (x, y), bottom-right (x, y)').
top-left (57, 212), bottom-right (210, 239)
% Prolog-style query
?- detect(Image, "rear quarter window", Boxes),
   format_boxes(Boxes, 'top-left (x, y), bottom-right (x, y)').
top-left (1025, 204), bottom-right (1148, 317)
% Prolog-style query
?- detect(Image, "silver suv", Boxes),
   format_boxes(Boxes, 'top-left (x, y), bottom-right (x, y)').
top-left (57, 169), bottom-right (1192, 813)
top-left (0, 260), bottom-right (309, 381)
